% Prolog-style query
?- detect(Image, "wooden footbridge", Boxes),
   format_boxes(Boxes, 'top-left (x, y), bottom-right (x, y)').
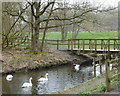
top-left (16, 38), bottom-right (120, 53)
top-left (16, 38), bottom-right (120, 92)
top-left (44, 39), bottom-right (120, 53)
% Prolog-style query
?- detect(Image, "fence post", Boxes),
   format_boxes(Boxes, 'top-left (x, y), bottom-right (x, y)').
top-left (82, 39), bottom-right (85, 53)
top-left (114, 40), bottom-right (116, 50)
top-left (71, 39), bottom-right (73, 51)
top-left (93, 58), bottom-right (96, 77)
top-left (106, 59), bottom-right (111, 92)
top-left (68, 39), bottom-right (70, 50)
top-left (108, 39), bottom-right (110, 53)
top-left (78, 39), bottom-right (80, 49)
top-left (99, 60), bottom-right (102, 74)
top-left (95, 40), bottom-right (97, 53)
top-left (74, 40), bottom-right (76, 48)
top-left (89, 39), bottom-right (91, 49)
top-left (57, 40), bottom-right (59, 50)
top-left (101, 39), bottom-right (103, 49)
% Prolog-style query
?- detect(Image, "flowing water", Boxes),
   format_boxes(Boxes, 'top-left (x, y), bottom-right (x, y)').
top-left (2, 62), bottom-right (111, 94)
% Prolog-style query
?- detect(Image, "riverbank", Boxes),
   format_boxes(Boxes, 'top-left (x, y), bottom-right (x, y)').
top-left (1, 48), bottom-right (93, 74)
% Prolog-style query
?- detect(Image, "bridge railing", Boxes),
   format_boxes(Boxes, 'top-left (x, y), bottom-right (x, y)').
top-left (92, 55), bottom-right (120, 92)
top-left (14, 38), bottom-right (120, 52)
top-left (68, 39), bottom-right (120, 53)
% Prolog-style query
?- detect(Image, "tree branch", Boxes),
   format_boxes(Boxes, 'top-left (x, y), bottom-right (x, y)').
top-left (37, 1), bottom-right (54, 16)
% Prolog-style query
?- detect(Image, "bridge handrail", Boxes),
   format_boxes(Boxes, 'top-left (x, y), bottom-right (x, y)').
top-left (69, 39), bottom-right (120, 40)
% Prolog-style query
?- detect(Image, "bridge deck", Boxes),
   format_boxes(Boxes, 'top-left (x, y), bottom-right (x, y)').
top-left (68, 48), bottom-right (120, 53)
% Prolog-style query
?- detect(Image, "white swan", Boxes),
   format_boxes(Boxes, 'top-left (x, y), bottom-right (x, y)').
top-left (74, 64), bottom-right (80, 71)
top-left (92, 71), bottom-right (100, 77)
top-left (22, 77), bottom-right (32, 88)
top-left (6, 75), bottom-right (13, 81)
top-left (38, 73), bottom-right (48, 82)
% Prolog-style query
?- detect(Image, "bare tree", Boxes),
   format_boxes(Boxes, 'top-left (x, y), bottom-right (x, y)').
top-left (2, 2), bottom-right (28, 49)
top-left (2, 1), bottom-right (117, 52)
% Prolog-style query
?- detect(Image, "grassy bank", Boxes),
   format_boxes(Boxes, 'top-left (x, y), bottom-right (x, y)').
top-left (1, 49), bottom-right (87, 74)
top-left (78, 73), bottom-right (120, 94)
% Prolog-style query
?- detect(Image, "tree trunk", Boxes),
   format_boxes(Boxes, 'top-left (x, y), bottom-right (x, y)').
top-left (61, 26), bottom-right (67, 40)
top-left (40, 1), bottom-right (55, 51)
top-left (32, 2), bottom-right (40, 54)
top-left (32, 16), bottom-right (40, 54)
top-left (31, 5), bottom-right (34, 50)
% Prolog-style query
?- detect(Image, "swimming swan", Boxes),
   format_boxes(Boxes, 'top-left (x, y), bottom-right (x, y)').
top-left (38, 73), bottom-right (48, 82)
top-left (6, 75), bottom-right (13, 81)
top-left (22, 77), bottom-right (32, 88)
top-left (74, 64), bottom-right (80, 71)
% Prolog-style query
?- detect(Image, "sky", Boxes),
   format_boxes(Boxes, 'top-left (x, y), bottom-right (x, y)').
top-left (1, 0), bottom-right (119, 7)
top-left (69, 0), bottom-right (120, 7)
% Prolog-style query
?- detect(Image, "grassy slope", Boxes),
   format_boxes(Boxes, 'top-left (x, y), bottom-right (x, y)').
top-left (39, 31), bottom-right (118, 40)
top-left (78, 73), bottom-right (119, 94)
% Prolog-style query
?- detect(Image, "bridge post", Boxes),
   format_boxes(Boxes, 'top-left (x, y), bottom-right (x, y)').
top-left (95, 40), bottom-right (97, 53)
top-left (108, 39), bottom-right (110, 53)
top-left (57, 40), bottom-right (59, 50)
top-left (99, 60), bottom-right (102, 74)
top-left (83, 40), bottom-right (85, 53)
top-left (101, 39), bottom-right (103, 49)
top-left (93, 58), bottom-right (96, 77)
top-left (68, 39), bottom-right (70, 50)
top-left (71, 39), bottom-right (73, 51)
top-left (74, 40), bottom-right (76, 48)
top-left (114, 40), bottom-right (116, 50)
top-left (89, 39), bottom-right (91, 49)
top-left (78, 39), bottom-right (80, 49)
top-left (106, 59), bottom-right (111, 92)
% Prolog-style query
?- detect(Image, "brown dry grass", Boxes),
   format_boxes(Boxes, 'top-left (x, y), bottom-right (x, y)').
top-left (1, 48), bottom-right (84, 74)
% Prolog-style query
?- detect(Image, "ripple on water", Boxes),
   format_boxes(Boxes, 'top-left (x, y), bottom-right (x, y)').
top-left (2, 64), bottom-right (99, 94)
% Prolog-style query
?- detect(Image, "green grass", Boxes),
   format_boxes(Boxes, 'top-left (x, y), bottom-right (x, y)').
top-left (15, 31), bottom-right (118, 49)
top-left (38, 31), bottom-right (118, 49)
top-left (78, 74), bottom-right (120, 94)
top-left (39, 31), bottom-right (118, 40)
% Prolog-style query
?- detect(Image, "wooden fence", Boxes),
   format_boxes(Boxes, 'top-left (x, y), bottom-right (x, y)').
top-left (14, 38), bottom-right (120, 52)
top-left (92, 55), bottom-right (119, 92)
top-left (69, 39), bottom-right (120, 52)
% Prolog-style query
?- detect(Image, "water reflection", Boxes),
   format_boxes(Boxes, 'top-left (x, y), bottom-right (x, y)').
top-left (2, 63), bottom-right (101, 94)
